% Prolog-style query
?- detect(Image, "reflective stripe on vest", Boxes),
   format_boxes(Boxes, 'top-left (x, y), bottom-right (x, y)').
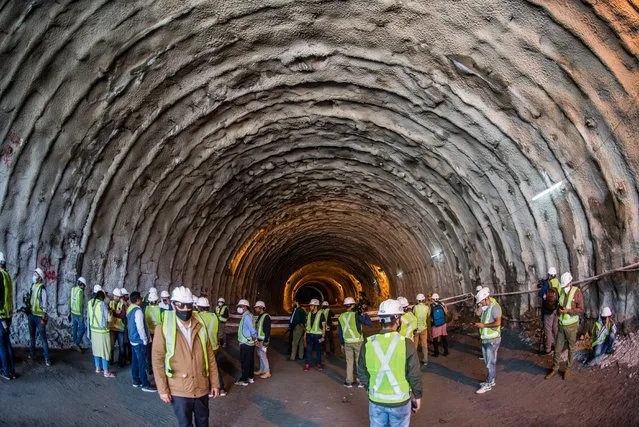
top-left (70, 286), bottom-right (83, 316)
top-left (89, 300), bottom-right (108, 333)
top-left (320, 308), bottom-right (330, 331)
top-left (338, 312), bottom-right (362, 343)
top-left (196, 312), bottom-right (219, 351)
top-left (399, 312), bottom-right (415, 339)
top-left (480, 302), bottom-right (501, 340)
top-left (558, 287), bottom-right (579, 326)
top-left (257, 313), bottom-right (270, 341)
top-left (145, 305), bottom-right (162, 334)
top-left (109, 300), bottom-right (126, 331)
top-left (162, 311), bottom-right (209, 378)
top-left (591, 320), bottom-right (610, 347)
top-left (0, 270), bottom-right (13, 319)
top-left (414, 304), bottom-right (429, 331)
top-left (215, 305), bottom-right (229, 322)
top-left (365, 333), bottom-right (410, 404)
top-left (306, 311), bottom-right (324, 335)
top-left (30, 282), bottom-right (44, 317)
top-left (238, 312), bottom-right (255, 345)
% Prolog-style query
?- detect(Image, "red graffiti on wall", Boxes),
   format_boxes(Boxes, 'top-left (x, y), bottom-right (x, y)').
top-left (38, 255), bottom-right (57, 282)
top-left (2, 131), bottom-right (23, 167)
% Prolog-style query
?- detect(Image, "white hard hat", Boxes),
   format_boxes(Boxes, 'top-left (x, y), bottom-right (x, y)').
top-left (160, 290), bottom-right (170, 298)
top-left (476, 288), bottom-right (490, 304)
top-left (378, 299), bottom-right (404, 316)
top-left (343, 297), bottom-right (356, 305)
top-left (548, 267), bottom-right (557, 276)
top-left (309, 299), bottom-right (320, 306)
top-left (321, 301), bottom-right (329, 307)
top-left (560, 272), bottom-right (573, 288)
top-left (255, 300), bottom-right (266, 308)
top-left (397, 296), bottom-right (409, 308)
top-left (476, 285), bottom-right (483, 292)
top-left (120, 288), bottom-right (129, 295)
top-left (432, 293), bottom-right (440, 301)
top-left (35, 268), bottom-right (44, 280)
top-left (113, 288), bottom-right (122, 297)
top-left (148, 287), bottom-right (158, 295)
top-left (218, 297), bottom-right (225, 303)
top-left (78, 277), bottom-right (87, 285)
top-left (191, 295), bottom-right (199, 304)
top-left (197, 297), bottom-right (210, 308)
top-left (93, 284), bottom-right (103, 293)
top-left (148, 293), bottom-right (159, 302)
top-left (482, 286), bottom-right (491, 295)
top-left (237, 299), bottom-right (250, 307)
top-left (0, 252), bottom-right (4, 263)
top-left (416, 293), bottom-right (425, 302)
top-left (600, 307), bottom-right (612, 317)
top-left (171, 286), bottom-right (193, 303)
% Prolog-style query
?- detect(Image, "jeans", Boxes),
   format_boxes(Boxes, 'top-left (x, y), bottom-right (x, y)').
top-left (71, 314), bottom-right (85, 346)
top-left (218, 321), bottom-right (226, 346)
top-left (131, 344), bottom-right (150, 387)
top-left (110, 331), bottom-right (126, 367)
top-left (344, 342), bottom-right (362, 384)
top-left (413, 329), bottom-right (428, 363)
top-left (215, 350), bottom-right (225, 389)
top-left (368, 400), bottom-right (411, 427)
top-left (172, 395), bottom-right (209, 427)
top-left (481, 337), bottom-right (501, 384)
top-left (28, 315), bottom-right (50, 362)
top-left (239, 344), bottom-right (255, 382)
top-left (588, 336), bottom-right (615, 366)
top-left (256, 343), bottom-right (270, 374)
top-left (290, 324), bottom-right (305, 360)
top-left (93, 356), bottom-right (109, 371)
top-left (305, 334), bottom-right (322, 365)
top-left (0, 318), bottom-right (15, 375)
top-left (542, 311), bottom-right (558, 353)
top-left (552, 323), bottom-right (577, 371)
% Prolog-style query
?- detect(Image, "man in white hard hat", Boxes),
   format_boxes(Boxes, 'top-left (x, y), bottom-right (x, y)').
top-left (538, 267), bottom-right (561, 354)
top-left (587, 306), bottom-right (617, 367)
top-left (320, 300), bottom-right (334, 355)
top-left (288, 300), bottom-right (306, 361)
top-left (413, 293), bottom-right (430, 366)
top-left (215, 297), bottom-right (229, 348)
top-left (474, 287), bottom-right (502, 394)
top-left (28, 267), bottom-right (51, 366)
top-left (195, 297), bottom-right (226, 396)
top-left (253, 301), bottom-right (272, 379)
top-left (145, 291), bottom-right (162, 336)
top-left (69, 277), bottom-right (87, 352)
top-left (358, 299), bottom-right (423, 425)
top-left (0, 252), bottom-right (16, 380)
top-left (338, 296), bottom-right (372, 388)
top-left (152, 286), bottom-right (220, 427)
top-left (430, 294), bottom-right (449, 357)
top-left (109, 288), bottom-right (127, 367)
top-left (159, 290), bottom-right (172, 312)
top-left (235, 299), bottom-right (257, 386)
top-left (397, 297), bottom-right (417, 342)
top-left (126, 291), bottom-right (156, 393)
top-left (546, 272), bottom-right (583, 380)
top-left (304, 298), bottom-right (327, 371)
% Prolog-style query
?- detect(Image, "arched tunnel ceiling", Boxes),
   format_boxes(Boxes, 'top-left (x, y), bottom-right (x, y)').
top-left (1, 0), bottom-right (638, 323)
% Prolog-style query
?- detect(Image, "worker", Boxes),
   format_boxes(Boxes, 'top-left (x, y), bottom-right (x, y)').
top-left (538, 267), bottom-right (561, 354)
top-left (143, 287), bottom-right (158, 309)
top-left (235, 299), bottom-right (256, 386)
top-left (413, 293), bottom-right (430, 366)
top-left (321, 301), bottom-right (334, 355)
top-left (0, 252), bottom-right (16, 380)
top-left (430, 293), bottom-right (449, 357)
top-left (88, 284), bottom-right (103, 310)
top-left (126, 291), bottom-right (155, 392)
top-left (215, 297), bottom-right (229, 347)
top-left (159, 290), bottom-right (172, 311)
top-left (546, 272), bottom-right (584, 380)
top-left (304, 299), bottom-right (326, 371)
top-left (338, 296), bottom-right (372, 388)
top-left (474, 287), bottom-right (502, 394)
top-left (289, 300), bottom-right (306, 361)
top-left (108, 288), bottom-right (127, 367)
top-left (152, 286), bottom-right (220, 427)
top-left (195, 297), bottom-right (226, 396)
top-left (587, 306), bottom-right (617, 367)
top-left (397, 297), bottom-right (416, 342)
top-left (253, 300), bottom-right (272, 379)
top-left (145, 292), bottom-right (162, 336)
top-left (120, 287), bottom-right (133, 365)
top-left (357, 299), bottom-right (423, 425)
top-left (69, 276), bottom-right (87, 353)
top-left (28, 267), bottom-right (51, 366)
top-left (88, 290), bottom-right (115, 378)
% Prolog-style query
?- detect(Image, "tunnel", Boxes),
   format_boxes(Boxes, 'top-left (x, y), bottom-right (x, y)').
top-left (0, 0), bottom-right (638, 346)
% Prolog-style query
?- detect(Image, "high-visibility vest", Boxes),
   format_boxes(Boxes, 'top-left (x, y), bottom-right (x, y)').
top-left (162, 311), bottom-right (209, 378)
top-left (414, 304), bottom-right (429, 331)
top-left (399, 312), bottom-right (416, 339)
top-left (549, 277), bottom-right (561, 293)
top-left (215, 304), bottom-right (229, 322)
top-left (256, 313), bottom-right (270, 341)
top-left (70, 286), bottom-right (84, 316)
top-left (364, 332), bottom-right (410, 404)
top-left (195, 311), bottom-right (219, 351)
top-left (480, 302), bottom-right (501, 340)
top-left (89, 300), bottom-right (108, 334)
top-left (238, 311), bottom-right (255, 345)
top-left (591, 319), bottom-right (612, 347)
top-left (145, 305), bottom-right (162, 334)
top-left (320, 308), bottom-right (331, 331)
top-left (306, 311), bottom-right (324, 335)
top-left (30, 282), bottom-right (44, 317)
top-left (0, 270), bottom-right (13, 319)
top-left (558, 287), bottom-right (579, 326)
top-left (109, 300), bottom-right (126, 331)
top-left (338, 311), bottom-right (362, 343)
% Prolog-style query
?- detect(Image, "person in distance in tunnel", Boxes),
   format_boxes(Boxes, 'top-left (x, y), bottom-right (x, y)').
top-left (0, 252), bottom-right (16, 380)
top-left (412, 293), bottom-right (430, 366)
top-left (108, 288), bottom-right (127, 368)
top-left (397, 297), bottom-right (416, 342)
top-left (215, 297), bottom-right (229, 348)
top-left (88, 290), bottom-right (116, 378)
top-left (474, 287), bottom-right (502, 394)
top-left (235, 299), bottom-right (257, 386)
top-left (69, 276), bottom-right (87, 353)
top-left (288, 300), bottom-right (306, 361)
top-left (321, 300), bottom-right (334, 355)
top-left (430, 294), bottom-right (449, 357)
top-left (587, 306), bottom-right (616, 367)
top-left (538, 267), bottom-right (561, 355)
top-left (338, 296), bottom-right (372, 388)
top-left (159, 290), bottom-right (172, 311)
top-left (253, 300), bottom-right (272, 379)
top-left (304, 298), bottom-right (326, 371)
top-left (126, 291), bottom-right (156, 392)
top-left (195, 297), bottom-right (226, 396)
top-left (28, 268), bottom-right (51, 366)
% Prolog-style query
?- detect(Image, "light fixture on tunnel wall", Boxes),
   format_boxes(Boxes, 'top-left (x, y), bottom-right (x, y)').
top-left (531, 180), bottom-right (564, 202)
top-left (431, 251), bottom-right (443, 261)
top-left (396, 270), bottom-right (404, 278)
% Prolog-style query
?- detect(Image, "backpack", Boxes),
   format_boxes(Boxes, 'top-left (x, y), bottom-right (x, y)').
top-left (431, 303), bottom-right (446, 327)
top-left (543, 286), bottom-right (559, 311)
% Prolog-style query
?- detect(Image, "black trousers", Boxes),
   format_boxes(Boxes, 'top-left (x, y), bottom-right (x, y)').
top-left (172, 395), bottom-right (209, 427)
top-left (239, 343), bottom-right (255, 381)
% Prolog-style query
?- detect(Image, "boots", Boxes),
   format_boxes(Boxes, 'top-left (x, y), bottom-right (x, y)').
top-left (545, 369), bottom-right (558, 379)
top-left (433, 340), bottom-right (439, 357)
top-left (442, 336), bottom-right (449, 356)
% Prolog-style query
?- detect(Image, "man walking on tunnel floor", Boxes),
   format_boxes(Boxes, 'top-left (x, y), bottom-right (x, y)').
top-left (69, 276), bottom-right (87, 353)
top-left (474, 287), bottom-right (502, 394)
top-left (0, 252), bottom-right (16, 380)
top-left (304, 298), bottom-right (326, 371)
top-left (357, 299), bottom-right (422, 427)
top-left (215, 297), bottom-right (229, 347)
top-left (413, 293), bottom-right (430, 366)
top-left (235, 299), bottom-right (257, 386)
top-left (338, 296), bottom-right (372, 388)
top-left (254, 300), bottom-right (272, 379)
top-left (28, 268), bottom-right (51, 366)
top-left (289, 300), bottom-right (306, 361)
top-left (538, 267), bottom-right (561, 354)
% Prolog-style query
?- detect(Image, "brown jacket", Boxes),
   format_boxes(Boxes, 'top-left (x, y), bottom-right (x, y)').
top-left (152, 317), bottom-right (219, 398)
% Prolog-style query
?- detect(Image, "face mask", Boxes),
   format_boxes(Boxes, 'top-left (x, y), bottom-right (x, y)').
top-left (237, 307), bottom-right (244, 314)
top-left (481, 305), bottom-right (489, 312)
top-left (218, 302), bottom-right (224, 306)
top-left (32, 275), bottom-right (39, 283)
top-left (176, 310), bottom-right (192, 322)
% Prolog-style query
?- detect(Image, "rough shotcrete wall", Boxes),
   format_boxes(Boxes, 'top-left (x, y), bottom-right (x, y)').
top-left (0, 1), bottom-right (638, 345)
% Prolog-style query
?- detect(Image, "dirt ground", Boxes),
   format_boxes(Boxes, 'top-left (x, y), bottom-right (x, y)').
top-left (0, 328), bottom-right (637, 427)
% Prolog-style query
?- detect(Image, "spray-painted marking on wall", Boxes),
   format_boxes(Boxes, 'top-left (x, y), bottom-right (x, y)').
top-left (39, 255), bottom-right (57, 282)
top-left (2, 131), bottom-right (23, 167)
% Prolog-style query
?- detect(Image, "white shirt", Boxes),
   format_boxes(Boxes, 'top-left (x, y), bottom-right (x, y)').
top-left (176, 318), bottom-right (194, 350)
top-left (131, 308), bottom-right (148, 346)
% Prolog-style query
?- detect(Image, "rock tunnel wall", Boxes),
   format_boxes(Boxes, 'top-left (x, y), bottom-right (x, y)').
top-left (0, 0), bottom-right (638, 345)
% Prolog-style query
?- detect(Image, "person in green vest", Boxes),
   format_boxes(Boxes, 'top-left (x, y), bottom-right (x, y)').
top-left (397, 297), bottom-right (416, 342)
top-left (108, 288), bottom-right (127, 367)
top-left (0, 252), bottom-right (16, 380)
top-left (320, 301), bottom-right (334, 355)
top-left (338, 296), bottom-right (372, 388)
top-left (304, 299), bottom-right (326, 371)
top-left (215, 297), bottom-right (229, 348)
top-left (357, 299), bottom-right (422, 426)
top-left (538, 267), bottom-right (561, 354)
top-left (69, 276), bottom-right (87, 353)
top-left (195, 297), bottom-right (226, 396)
top-left (288, 300), bottom-right (306, 361)
top-left (88, 290), bottom-right (115, 378)
top-left (412, 293), bottom-right (430, 366)
top-left (28, 267), bottom-right (51, 366)
top-left (253, 300), bottom-right (272, 379)
top-left (145, 291), bottom-right (162, 337)
top-left (235, 298), bottom-right (257, 386)
top-left (546, 272), bottom-right (584, 380)
top-left (587, 306), bottom-right (617, 367)
top-left (474, 287), bottom-right (502, 394)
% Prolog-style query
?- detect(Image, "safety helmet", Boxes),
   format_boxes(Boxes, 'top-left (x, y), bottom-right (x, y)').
top-left (560, 272), bottom-right (573, 288)
top-left (78, 277), bottom-right (87, 286)
top-left (600, 307), bottom-right (612, 317)
top-left (148, 293), bottom-right (159, 302)
top-left (113, 288), bottom-right (123, 297)
top-left (237, 299), bottom-right (250, 307)
top-left (432, 293), bottom-right (440, 301)
top-left (34, 268), bottom-right (45, 280)
top-left (309, 299), bottom-right (320, 306)
top-left (148, 287), bottom-right (158, 295)
top-left (475, 288), bottom-right (490, 304)
top-left (321, 301), bottom-right (329, 307)
top-left (197, 297), bottom-right (210, 308)
top-left (93, 284), bottom-right (103, 293)
top-left (0, 252), bottom-right (5, 263)
top-left (476, 285), bottom-right (483, 292)
top-left (343, 297), bottom-right (356, 305)
top-left (378, 299), bottom-right (404, 316)
top-left (416, 293), bottom-right (426, 302)
top-left (171, 286), bottom-right (193, 303)
top-left (255, 301), bottom-right (266, 308)
top-left (397, 296), bottom-right (409, 308)
top-left (218, 297), bottom-right (225, 303)
top-left (160, 290), bottom-right (170, 298)
top-left (120, 288), bottom-right (129, 295)
top-left (548, 267), bottom-right (557, 276)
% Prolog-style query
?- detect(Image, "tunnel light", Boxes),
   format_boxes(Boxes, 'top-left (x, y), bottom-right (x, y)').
top-left (396, 270), bottom-right (404, 278)
top-left (532, 181), bottom-right (564, 202)
top-left (431, 251), bottom-right (443, 259)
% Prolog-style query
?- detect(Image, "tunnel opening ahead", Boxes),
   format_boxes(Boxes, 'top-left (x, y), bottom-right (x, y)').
top-left (294, 284), bottom-right (324, 305)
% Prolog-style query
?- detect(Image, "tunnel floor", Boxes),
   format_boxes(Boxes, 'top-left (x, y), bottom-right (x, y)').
top-left (0, 330), bottom-right (636, 427)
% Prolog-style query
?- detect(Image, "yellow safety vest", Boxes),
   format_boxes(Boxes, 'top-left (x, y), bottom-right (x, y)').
top-left (109, 300), bottom-right (126, 332)
top-left (414, 304), bottom-right (429, 331)
top-left (89, 300), bottom-right (108, 334)
top-left (145, 305), bottom-right (162, 334)
top-left (338, 311), bottom-right (362, 344)
top-left (195, 311), bottom-right (219, 351)
top-left (549, 277), bottom-right (561, 293)
top-left (215, 304), bottom-right (229, 322)
top-left (399, 312), bottom-right (416, 339)
top-left (256, 313), bottom-right (270, 341)
top-left (70, 286), bottom-right (84, 316)
top-left (30, 282), bottom-right (44, 317)
top-left (162, 311), bottom-right (209, 378)
top-left (238, 311), bottom-right (255, 345)
top-left (480, 302), bottom-right (501, 340)
top-left (0, 270), bottom-right (13, 319)
top-left (558, 287), bottom-right (579, 326)
top-left (306, 311), bottom-right (324, 335)
top-left (364, 332), bottom-right (410, 404)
